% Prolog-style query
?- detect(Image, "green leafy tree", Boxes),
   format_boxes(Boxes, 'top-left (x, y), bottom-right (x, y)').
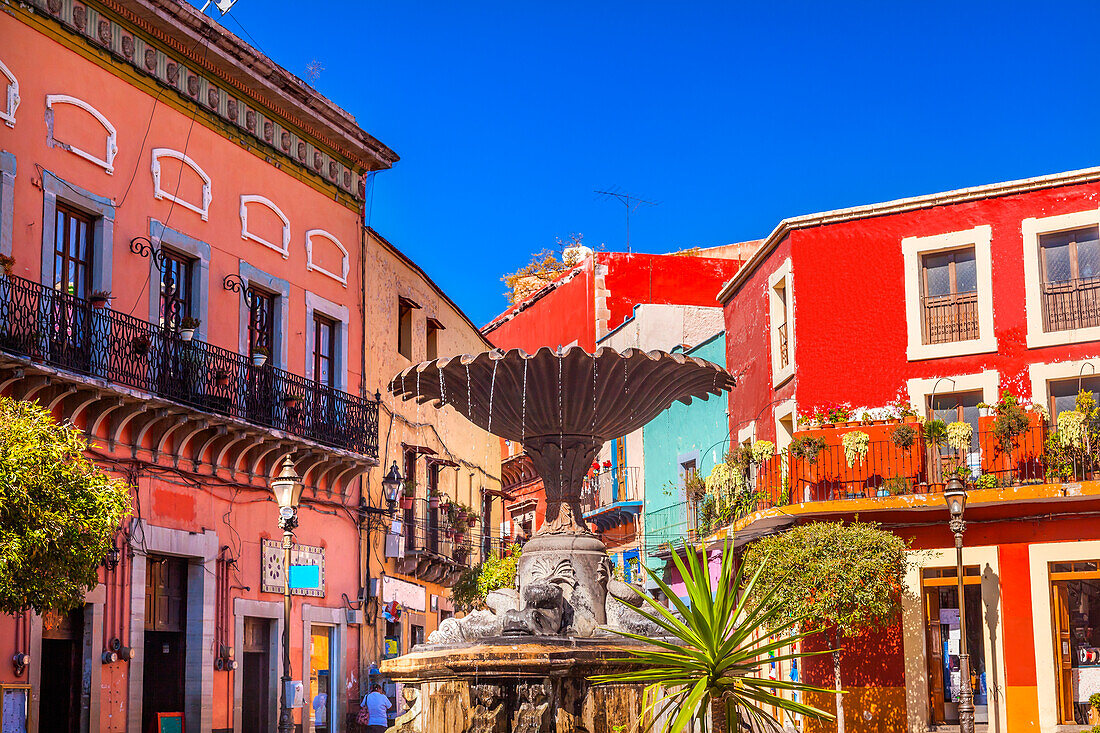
top-left (740, 521), bottom-right (909, 733)
top-left (592, 540), bottom-right (834, 732)
top-left (0, 397), bottom-right (131, 614)
top-left (451, 546), bottom-right (521, 612)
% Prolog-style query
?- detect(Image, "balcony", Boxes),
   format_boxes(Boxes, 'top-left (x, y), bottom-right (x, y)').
top-left (1042, 276), bottom-right (1100, 332)
top-left (0, 274), bottom-right (378, 479)
top-left (921, 291), bottom-right (979, 344)
top-left (690, 417), bottom-right (1100, 543)
top-left (389, 496), bottom-right (474, 586)
top-left (582, 465), bottom-right (643, 532)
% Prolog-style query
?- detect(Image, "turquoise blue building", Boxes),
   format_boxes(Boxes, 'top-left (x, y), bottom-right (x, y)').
top-left (641, 332), bottom-right (729, 577)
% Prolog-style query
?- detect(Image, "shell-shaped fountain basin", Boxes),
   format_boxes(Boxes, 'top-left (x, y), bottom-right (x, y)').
top-left (388, 345), bottom-right (734, 442)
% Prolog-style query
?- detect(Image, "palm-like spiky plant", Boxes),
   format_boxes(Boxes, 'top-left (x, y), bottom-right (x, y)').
top-left (591, 540), bottom-right (835, 732)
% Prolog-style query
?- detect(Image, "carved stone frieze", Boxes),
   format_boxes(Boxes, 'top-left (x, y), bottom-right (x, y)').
top-left (97, 19), bottom-right (111, 45)
top-left (121, 35), bottom-right (134, 60)
top-left (513, 680), bottom-right (552, 733)
top-left (144, 48), bottom-right (156, 71)
top-left (72, 5), bottom-right (86, 30)
top-left (469, 684), bottom-right (507, 733)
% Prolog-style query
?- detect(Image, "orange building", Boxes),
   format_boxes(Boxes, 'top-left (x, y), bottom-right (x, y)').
top-left (0, 2), bottom-right (499, 732)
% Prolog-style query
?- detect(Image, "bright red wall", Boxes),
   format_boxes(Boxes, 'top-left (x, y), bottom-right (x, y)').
top-left (484, 265), bottom-right (596, 352)
top-left (724, 236), bottom-right (794, 442)
top-left (728, 182), bottom-right (1100, 424)
top-left (600, 252), bottom-right (742, 333)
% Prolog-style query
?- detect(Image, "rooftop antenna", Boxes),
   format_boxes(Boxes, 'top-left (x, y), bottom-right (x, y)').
top-left (594, 187), bottom-right (658, 253)
top-left (200, 0), bottom-right (239, 15)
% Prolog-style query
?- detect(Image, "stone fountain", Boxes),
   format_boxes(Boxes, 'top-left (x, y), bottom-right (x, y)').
top-left (382, 346), bottom-right (733, 732)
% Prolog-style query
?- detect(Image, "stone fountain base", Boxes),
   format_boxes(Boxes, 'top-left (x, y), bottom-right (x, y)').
top-left (381, 637), bottom-right (653, 733)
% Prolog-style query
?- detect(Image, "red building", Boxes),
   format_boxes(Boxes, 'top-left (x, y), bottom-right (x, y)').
top-left (718, 166), bottom-right (1100, 731)
top-left (485, 249), bottom-right (746, 558)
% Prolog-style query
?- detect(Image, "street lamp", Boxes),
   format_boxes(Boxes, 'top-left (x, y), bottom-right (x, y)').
top-left (271, 456), bottom-right (303, 733)
top-left (944, 475), bottom-right (974, 733)
top-left (381, 461), bottom-right (404, 511)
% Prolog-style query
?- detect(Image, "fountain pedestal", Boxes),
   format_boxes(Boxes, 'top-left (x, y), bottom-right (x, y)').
top-left (383, 637), bottom-right (653, 733)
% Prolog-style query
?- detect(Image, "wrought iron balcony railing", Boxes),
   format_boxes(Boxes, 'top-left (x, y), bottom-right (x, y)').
top-left (0, 273), bottom-right (378, 458)
top-left (921, 290), bottom-right (979, 344)
top-left (1042, 276), bottom-right (1100, 332)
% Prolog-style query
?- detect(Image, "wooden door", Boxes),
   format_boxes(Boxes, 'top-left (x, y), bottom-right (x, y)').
top-left (1053, 581), bottom-right (1073, 723)
top-left (924, 587), bottom-right (945, 722)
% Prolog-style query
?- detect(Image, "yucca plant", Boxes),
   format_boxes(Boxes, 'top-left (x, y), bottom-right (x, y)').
top-left (591, 540), bottom-right (835, 732)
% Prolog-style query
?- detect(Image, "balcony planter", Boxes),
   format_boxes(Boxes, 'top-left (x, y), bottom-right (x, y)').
top-left (179, 328), bottom-right (196, 342)
top-left (89, 291), bottom-right (111, 309)
top-left (282, 395), bottom-right (300, 410)
top-left (400, 496), bottom-right (414, 511)
top-left (214, 370), bottom-right (231, 388)
top-left (251, 352), bottom-right (268, 368)
top-left (429, 494), bottom-right (440, 509)
top-left (129, 336), bottom-right (150, 357)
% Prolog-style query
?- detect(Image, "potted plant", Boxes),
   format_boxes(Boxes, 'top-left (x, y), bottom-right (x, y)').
top-left (214, 369), bottom-right (231, 387)
top-left (990, 391), bottom-right (1030, 454)
top-left (1089, 691), bottom-right (1100, 724)
top-left (429, 489), bottom-right (441, 509)
top-left (924, 418), bottom-right (947, 448)
top-left (130, 334), bottom-right (151, 356)
top-left (0, 254), bottom-right (14, 277)
top-left (179, 316), bottom-right (200, 342)
top-left (842, 430), bottom-right (870, 468)
top-left (946, 421), bottom-right (973, 452)
top-left (282, 393), bottom-right (300, 410)
top-left (251, 346), bottom-right (268, 367)
top-left (89, 290), bottom-right (111, 309)
top-left (891, 424), bottom-right (916, 450)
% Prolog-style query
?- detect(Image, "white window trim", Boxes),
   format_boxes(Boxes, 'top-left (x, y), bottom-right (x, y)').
top-left (151, 148), bottom-right (211, 222)
top-left (902, 225), bottom-right (996, 360)
top-left (45, 94), bottom-right (117, 174)
top-left (0, 58), bottom-right (19, 128)
top-left (240, 194), bottom-right (290, 258)
top-left (900, 545), bottom-right (1007, 732)
top-left (1029, 539), bottom-right (1100, 731)
top-left (768, 258), bottom-right (794, 387)
top-left (1028, 357), bottom-right (1100, 409)
top-left (304, 290), bottom-right (350, 392)
top-left (906, 370), bottom-right (1000, 415)
top-left (304, 228), bottom-right (349, 286)
top-left (736, 421), bottom-right (756, 446)
top-left (1021, 208), bottom-right (1100, 348)
top-left (773, 399), bottom-right (796, 453)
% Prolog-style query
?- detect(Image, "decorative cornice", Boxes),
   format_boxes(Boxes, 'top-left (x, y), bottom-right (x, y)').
top-left (18, 0), bottom-right (398, 202)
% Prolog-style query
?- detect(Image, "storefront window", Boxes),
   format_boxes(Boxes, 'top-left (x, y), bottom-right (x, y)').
top-left (1051, 561), bottom-right (1100, 724)
top-left (922, 567), bottom-right (987, 724)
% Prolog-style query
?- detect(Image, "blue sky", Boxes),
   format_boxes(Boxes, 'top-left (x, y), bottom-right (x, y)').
top-left (202, 1), bottom-right (1100, 326)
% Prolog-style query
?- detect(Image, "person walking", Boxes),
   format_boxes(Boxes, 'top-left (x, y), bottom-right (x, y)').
top-left (360, 683), bottom-right (391, 733)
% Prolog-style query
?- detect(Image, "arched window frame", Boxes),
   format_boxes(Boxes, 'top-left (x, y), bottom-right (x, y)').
top-left (151, 148), bottom-right (212, 222)
top-left (45, 94), bottom-right (118, 174)
top-left (239, 194), bottom-right (290, 258)
top-left (304, 228), bottom-right (349, 287)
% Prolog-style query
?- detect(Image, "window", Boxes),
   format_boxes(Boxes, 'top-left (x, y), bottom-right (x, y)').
top-left (1039, 226), bottom-right (1100, 333)
top-left (903, 226), bottom-right (995, 360)
top-left (921, 566), bottom-right (986, 724)
top-left (1050, 376), bottom-right (1100, 418)
top-left (427, 463), bottom-right (440, 553)
top-left (930, 390), bottom-right (982, 454)
top-left (53, 204), bottom-right (94, 298)
top-left (921, 248), bottom-right (979, 345)
top-left (398, 296), bottom-right (418, 360)
top-left (312, 314), bottom-right (336, 387)
top-left (410, 623), bottom-right (425, 649)
top-left (1023, 210), bottom-right (1100, 348)
top-left (480, 493), bottom-right (493, 562)
top-left (159, 250), bottom-right (193, 330)
top-left (403, 449), bottom-right (417, 552)
top-left (767, 259), bottom-right (794, 386)
top-left (426, 317), bottom-right (444, 361)
top-left (248, 287), bottom-right (276, 359)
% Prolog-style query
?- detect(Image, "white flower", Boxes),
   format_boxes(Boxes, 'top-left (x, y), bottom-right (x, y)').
top-left (751, 441), bottom-right (775, 464)
top-left (842, 431), bottom-right (869, 468)
top-left (1058, 410), bottom-right (1087, 448)
top-left (946, 421), bottom-right (973, 451)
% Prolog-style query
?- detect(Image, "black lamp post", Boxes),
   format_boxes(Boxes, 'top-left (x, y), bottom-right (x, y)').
top-left (271, 457), bottom-right (304, 733)
top-left (944, 475), bottom-right (975, 733)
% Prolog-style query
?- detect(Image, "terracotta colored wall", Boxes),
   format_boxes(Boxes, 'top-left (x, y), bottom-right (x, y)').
top-left (1, 13), bottom-right (364, 387)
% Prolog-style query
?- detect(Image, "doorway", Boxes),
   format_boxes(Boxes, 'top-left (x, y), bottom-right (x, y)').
top-left (40, 606), bottom-right (84, 733)
top-left (923, 566), bottom-right (987, 724)
top-left (1051, 560), bottom-right (1100, 724)
top-left (241, 617), bottom-right (271, 733)
top-left (309, 626), bottom-right (334, 733)
top-left (143, 556), bottom-right (188, 732)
